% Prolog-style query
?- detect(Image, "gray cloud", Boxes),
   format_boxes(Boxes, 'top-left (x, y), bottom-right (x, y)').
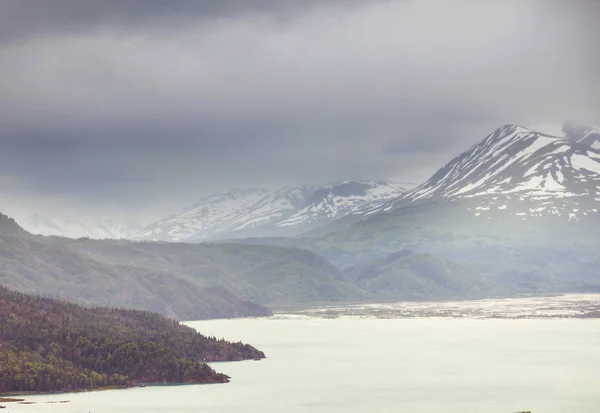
top-left (0, 0), bottom-right (375, 43)
top-left (0, 0), bottom-right (598, 223)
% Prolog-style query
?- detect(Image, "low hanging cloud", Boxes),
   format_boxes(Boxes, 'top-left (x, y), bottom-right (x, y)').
top-left (0, 0), bottom-right (377, 43)
top-left (0, 0), bottom-right (598, 222)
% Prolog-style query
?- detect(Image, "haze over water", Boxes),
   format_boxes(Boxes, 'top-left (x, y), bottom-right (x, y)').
top-left (11, 296), bottom-right (600, 413)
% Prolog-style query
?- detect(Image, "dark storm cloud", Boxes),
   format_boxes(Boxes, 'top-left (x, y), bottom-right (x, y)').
top-left (0, 0), bottom-right (375, 43)
top-left (0, 0), bottom-right (598, 222)
top-left (381, 109), bottom-right (496, 155)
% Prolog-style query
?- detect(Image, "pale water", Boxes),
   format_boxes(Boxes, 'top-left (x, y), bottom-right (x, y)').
top-left (7, 309), bottom-right (600, 413)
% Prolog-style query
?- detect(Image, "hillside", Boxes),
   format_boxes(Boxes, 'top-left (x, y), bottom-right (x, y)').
top-left (0, 214), bottom-right (361, 318)
top-left (343, 250), bottom-right (493, 300)
top-left (0, 286), bottom-right (264, 394)
top-left (1, 212), bottom-right (512, 314)
top-left (0, 233), bottom-right (270, 321)
top-left (62, 239), bottom-right (363, 309)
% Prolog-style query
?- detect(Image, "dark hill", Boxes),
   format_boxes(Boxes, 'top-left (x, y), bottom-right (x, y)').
top-left (0, 285), bottom-right (264, 394)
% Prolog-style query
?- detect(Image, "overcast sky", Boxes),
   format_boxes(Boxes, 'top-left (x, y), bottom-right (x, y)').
top-left (0, 0), bottom-right (598, 224)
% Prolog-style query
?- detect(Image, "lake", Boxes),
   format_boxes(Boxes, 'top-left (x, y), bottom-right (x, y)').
top-left (8, 296), bottom-right (600, 413)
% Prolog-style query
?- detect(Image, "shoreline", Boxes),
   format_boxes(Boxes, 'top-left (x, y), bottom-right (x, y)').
top-left (269, 291), bottom-right (569, 312)
top-left (0, 380), bottom-right (232, 399)
top-left (182, 292), bottom-right (593, 322)
top-left (275, 293), bottom-right (600, 320)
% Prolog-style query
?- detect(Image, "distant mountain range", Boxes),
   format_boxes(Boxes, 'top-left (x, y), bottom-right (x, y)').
top-left (15, 181), bottom-right (414, 243)
top-left (1, 212), bottom-right (481, 319)
top-left (20, 214), bottom-right (141, 239)
top-left (15, 121), bottom-right (600, 250)
top-left (18, 122), bottom-right (599, 245)
top-left (130, 181), bottom-right (413, 242)
top-left (295, 122), bottom-right (600, 295)
top-left (0, 213), bottom-right (343, 319)
top-left (1, 121), bottom-right (599, 321)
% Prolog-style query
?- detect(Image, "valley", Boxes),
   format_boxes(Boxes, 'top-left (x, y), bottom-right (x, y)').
top-left (3, 3), bottom-right (598, 411)
top-left (3, 122), bottom-right (600, 322)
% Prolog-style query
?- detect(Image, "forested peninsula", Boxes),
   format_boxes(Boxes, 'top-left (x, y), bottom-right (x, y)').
top-left (0, 286), bottom-right (265, 394)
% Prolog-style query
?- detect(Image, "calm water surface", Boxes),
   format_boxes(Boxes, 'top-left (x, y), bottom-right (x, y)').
top-left (9, 316), bottom-right (600, 413)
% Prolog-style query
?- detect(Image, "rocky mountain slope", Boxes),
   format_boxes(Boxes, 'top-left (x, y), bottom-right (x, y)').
top-left (131, 181), bottom-right (410, 242)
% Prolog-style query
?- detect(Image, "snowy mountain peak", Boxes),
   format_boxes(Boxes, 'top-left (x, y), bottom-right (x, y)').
top-left (131, 181), bottom-right (410, 242)
top-left (357, 123), bottom-right (600, 222)
top-left (130, 188), bottom-right (276, 242)
top-left (396, 125), bottom-right (544, 200)
top-left (276, 181), bottom-right (409, 228)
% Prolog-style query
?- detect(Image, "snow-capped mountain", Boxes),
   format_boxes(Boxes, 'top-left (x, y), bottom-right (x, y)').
top-left (563, 121), bottom-right (600, 150)
top-left (358, 123), bottom-right (600, 222)
top-left (130, 187), bottom-right (314, 242)
top-left (302, 123), bottom-right (600, 281)
top-left (19, 214), bottom-right (141, 239)
top-left (131, 181), bottom-right (411, 242)
top-left (276, 181), bottom-right (409, 229)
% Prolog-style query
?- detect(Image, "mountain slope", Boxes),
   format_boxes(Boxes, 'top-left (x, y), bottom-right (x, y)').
top-left (130, 188), bottom-right (276, 242)
top-left (563, 121), bottom-right (600, 150)
top-left (0, 213), bottom-right (361, 318)
top-left (359, 124), bottom-right (600, 222)
top-left (304, 124), bottom-right (600, 293)
top-left (63, 240), bottom-right (363, 309)
top-left (0, 213), bottom-right (31, 238)
top-left (276, 181), bottom-right (409, 230)
top-left (132, 181), bottom-right (409, 242)
top-left (0, 234), bottom-right (270, 321)
top-left (20, 214), bottom-right (141, 239)
top-left (343, 250), bottom-right (492, 300)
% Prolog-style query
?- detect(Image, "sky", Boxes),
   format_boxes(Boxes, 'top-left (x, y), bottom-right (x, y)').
top-left (0, 0), bottom-right (598, 225)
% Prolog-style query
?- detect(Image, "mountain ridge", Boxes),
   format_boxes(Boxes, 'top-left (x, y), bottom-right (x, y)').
top-left (563, 121), bottom-right (600, 149)
top-left (131, 180), bottom-right (411, 242)
top-left (0, 216), bottom-right (364, 319)
top-left (351, 124), bottom-right (600, 223)
top-left (19, 214), bottom-right (141, 240)
top-left (293, 122), bottom-right (600, 296)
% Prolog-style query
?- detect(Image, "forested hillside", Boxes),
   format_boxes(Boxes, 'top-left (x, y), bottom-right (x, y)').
top-left (0, 286), bottom-right (264, 394)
